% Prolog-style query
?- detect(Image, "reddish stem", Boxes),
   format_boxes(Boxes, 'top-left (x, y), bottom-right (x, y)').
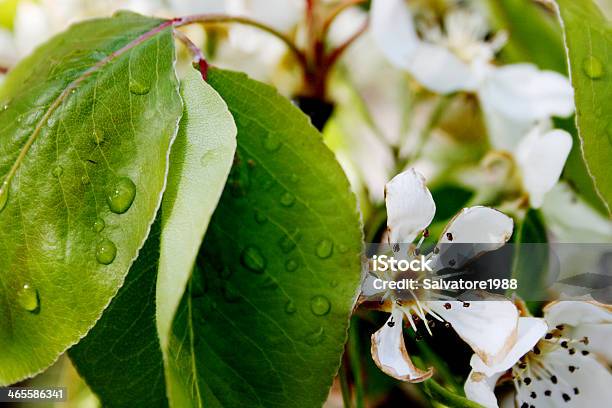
top-left (0, 66), bottom-right (8, 74)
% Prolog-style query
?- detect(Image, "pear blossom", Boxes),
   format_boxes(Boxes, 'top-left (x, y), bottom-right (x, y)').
top-left (365, 168), bottom-right (519, 381)
top-left (370, 0), bottom-right (575, 150)
top-left (465, 301), bottom-right (612, 408)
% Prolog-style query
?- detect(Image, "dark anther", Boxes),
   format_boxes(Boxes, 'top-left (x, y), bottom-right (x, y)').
top-left (573, 387), bottom-right (580, 395)
top-left (413, 315), bottom-right (421, 323)
top-left (551, 375), bottom-right (558, 384)
top-left (449, 259), bottom-right (456, 267)
top-left (393, 243), bottom-right (400, 252)
top-left (463, 301), bottom-right (470, 308)
top-left (530, 392), bottom-right (537, 399)
top-left (414, 247), bottom-right (421, 256)
top-left (582, 336), bottom-right (589, 345)
top-left (433, 246), bottom-right (440, 254)
top-left (581, 350), bottom-right (590, 356)
top-left (524, 377), bottom-right (532, 385)
top-left (428, 320), bottom-right (435, 328)
top-left (544, 390), bottom-right (552, 397)
top-left (556, 324), bottom-right (565, 330)
top-left (387, 318), bottom-right (395, 328)
top-left (379, 299), bottom-right (385, 305)
top-left (569, 348), bottom-right (576, 355)
top-left (395, 299), bottom-right (403, 306)
top-left (444, 322), bottom-right (451, 328)
top-left (534, 346), bottom-right (541, 355)
top-left (530, 405), bottom-right (535, 408)
top-left (561, 341), bottom-right (569, 348)
top-left (545, 333), bottom-right (553, 340)
top-left (518, 362), bottom-right (527, 369)
top-left (562, 393), bottom-right (571, 402)
top-left (423, 229), bottom-right (430, 238)
top-left (446, 232), bottom-right (454, 241)
top-left (444, 302), bottom-right (452, 310)
top-left (568, 365), bottom-right (576, 373)
top-left (415, 332), bottom-right (423, 341)
top-left (521, 403), bottom-right (528, 408)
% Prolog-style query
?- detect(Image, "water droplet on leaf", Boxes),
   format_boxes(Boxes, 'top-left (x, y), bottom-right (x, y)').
top-left (107, 177), bottom-right (136, 214)
top-left (285, 259), bottom-right (299, 272)
top-left (241, 246), bottom-right (266, 273)
top-left (583, 56), bottom-right (604, 79)
top-left (254, 210), bottom-right (268, 224)
top-left (200, 148), bottom-right (219, 166)
top-left (280, 192), bottom-right (295, 207)
top-left (284, 300), bottom-right (297, 314)
top-left (129, 79), bottom-right (150, 95)
top-left (305, 327), bottom-right (325, 345)
top-left (263, 135), bottom-right (282, 151)
top-left (310, 295), bottom-right (331, 316)
top-left (96, 238), bottom-right (117, 265)
top-left (93, 218), bottom-right (105, 233)
top-left (316, 239), bottom-right (334, 259)
top-left (16, 284), bottom-right (39, 312)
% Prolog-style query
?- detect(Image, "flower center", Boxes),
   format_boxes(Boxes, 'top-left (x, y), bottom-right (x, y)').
top-left (511, 325), bottom-right (590, 405)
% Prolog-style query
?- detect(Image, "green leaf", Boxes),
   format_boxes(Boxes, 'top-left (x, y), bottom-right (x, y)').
top-left (510, 209), bottom-right (548, 303)
top-left (156, 69), bottom-right (237, 351)
top-left (557, 0), bottom-right (612, 215)
top-left (166, 68), bottom-right (363, 407)
top-left (0, 13), bottom-right (182, 385)
top-left (69, 69), bottom-right (237, 407)
top-left (483, 0), bottom-right (567, 73)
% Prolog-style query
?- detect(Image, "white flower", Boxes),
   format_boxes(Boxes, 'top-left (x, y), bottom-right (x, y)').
top-left (465, 301), bottom-right (612, 408)
top-left (370, 0), bottom-right (575, 150)
top-left (367, 168), bottom-right (519, 381)
top-left (514, 122), bottom-right (573, 208)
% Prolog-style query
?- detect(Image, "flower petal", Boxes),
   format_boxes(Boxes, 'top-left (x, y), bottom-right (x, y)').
top-left (371, 308), bottom-right (433, 382)
top-left (515, 126), bottom-right (572, 208)
top-left (480, 63), bottom-right (575, 122)
top-left (544, 301), bottom-right (612, 361)
top-left (385, 168), bottom-right (436, 243)
top-left (429, 295), bottom-right (519, 365)
top-left (464, 370), bottom-right (504, 408)
top-left (470, 317), bottom-right (548, 376)
top-left (407, 43), bottom-right (479, 93)
top-left (439, 206), bottom-right (514, 245)
top-left (371, 0), bottom-right (420, 70)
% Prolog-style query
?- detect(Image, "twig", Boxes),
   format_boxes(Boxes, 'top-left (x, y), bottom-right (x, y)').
top-left (173, 29), bottom-right (208, 80)
top-left (174, 15), bottom-right (307, 70)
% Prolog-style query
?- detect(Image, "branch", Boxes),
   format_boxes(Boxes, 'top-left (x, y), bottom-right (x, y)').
top-left (174, 15), bottom-right (307, 70)
top-left (173, 29), bottom-right (208, 80)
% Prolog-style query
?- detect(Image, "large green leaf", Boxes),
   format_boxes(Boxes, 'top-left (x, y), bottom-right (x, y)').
top-left (69, 69), bottom-right (237, 407)
top-left (0, 13), bottom-right (182, 385)
top-left (557, 0), bottom-right (612, 215)
top-left (166, 68), bottom-right (363, 407)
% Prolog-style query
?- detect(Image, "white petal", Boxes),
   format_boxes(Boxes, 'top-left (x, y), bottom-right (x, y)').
top-left (169, 0), bottom-right (226, 14)
top-left (529, 348), bottom-right (612, 407)
top-left (439, 206), bottom-right (514, 245)
top-left (0, 29), bottom-right (17, 67)
top-left (479, 63), bottom-right (575, 122)
top-left (407, 43), bottom-right (479, 93)
top-left (371, 0), bottom-right (420, 70)
top-left (481, 102), bottom-right (533, 151)
top-left (515, 127), bottom-right (573, 208)
top-left (385, 168), bottom-right (436, 243)
top-left (13, 1), bottom-right (51, 57)
top-left (371, 308), bottom-right (433, 382)
top-left (544, 301), bottom-right (612, 361)
top-left (361, 272), bottom-right (386, 297)
top-left (470, 317), bottom-right (548, 376)
top-left (465, 370), bottom-right (504, 408)
top-left (428, 296), bottom-right (518, 365)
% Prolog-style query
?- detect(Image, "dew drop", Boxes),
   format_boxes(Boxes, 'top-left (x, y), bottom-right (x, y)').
top-left (93, 218), bottom-right (105, 233)
top-left (200, 148), bottom-right (219, 166)
top-left (107, 177), bottom-right (136, 214)
top-left (240, 246), bottom-right (266, 273)
top-left (52, 166), bottom-right (63, 177)
top-left (261, 277), bottom-right (279, 290)
top-left (0, 180), bottom-right (9, 213)
top-left (280, 192), bottom-right (295, 207)
top-left (16, 284), bottom-right (39, 312)
top-left (263, 135), bottom-right (282, 151)
top-left (285, 259), bottom-right (299, 272)
top-left (284, 300), bottom-right (297, 314)
top-left (254, 210), bottom-right (268, 224)
top-left (129, 79), bottom-right (150, 95)
top-left (278, 232), bottom-right (298, 253)
top-left (310, 295), bottom-right (331, 316)
top-left (583, 56), bottom-right (604, 79)
top-left (305, 327), bottom-right (325, 345)
top-left (315, 239), bottom-right (334, 259)
top-left (96, 238), bottom-right (117, 265)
